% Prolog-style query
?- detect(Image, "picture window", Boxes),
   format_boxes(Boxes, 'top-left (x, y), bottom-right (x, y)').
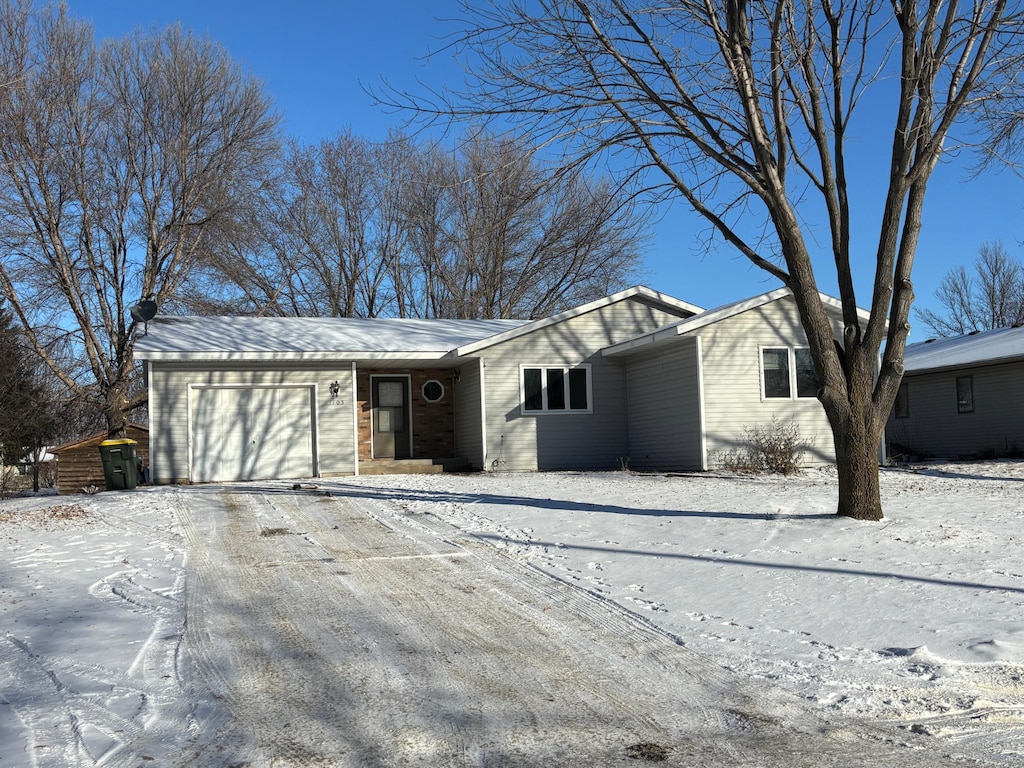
top-left (521, 365), bottom-right (592, 414)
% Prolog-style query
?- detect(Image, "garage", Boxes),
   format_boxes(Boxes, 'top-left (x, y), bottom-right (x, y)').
top-left (189, 385), bottom-right (316, 483)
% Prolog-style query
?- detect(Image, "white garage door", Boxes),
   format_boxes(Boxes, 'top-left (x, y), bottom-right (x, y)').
top-left (190, 386), bottom-right (315, 483)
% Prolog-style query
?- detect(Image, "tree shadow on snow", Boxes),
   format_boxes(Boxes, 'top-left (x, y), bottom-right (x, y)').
top-left (884, 461), bottom-right (1024, 484)
top-left (325, 481), bottom-right (834, 522)
top-left (479, 535), bottom-right (1024, 595)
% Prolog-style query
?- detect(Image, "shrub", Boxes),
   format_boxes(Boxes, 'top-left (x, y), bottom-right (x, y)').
top-left (721, 418), bottom-right (806, 475)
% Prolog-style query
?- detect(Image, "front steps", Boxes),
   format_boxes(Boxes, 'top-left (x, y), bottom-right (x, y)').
top-left (357, 458), bottom-right (471, 476)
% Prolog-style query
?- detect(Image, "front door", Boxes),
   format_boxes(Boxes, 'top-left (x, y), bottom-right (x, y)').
top-left (372, 377), bottom-right (410, 459)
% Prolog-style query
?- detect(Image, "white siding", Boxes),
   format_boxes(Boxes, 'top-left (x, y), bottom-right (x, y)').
top-left (698, 298), bottom-right (837, 468)
top-left (149, 362), bottom-right (356, 483)
top-left (480, 298), bottom-right (685, 471)
top-left (887, 360), bottom-right (1024, 458)
top-left (623, 337), bottom-right (703, 470)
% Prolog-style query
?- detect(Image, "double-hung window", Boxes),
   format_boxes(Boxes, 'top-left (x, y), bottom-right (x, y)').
top-left (761, 347), bottom-right (820, 400)
top-left (521, 364), bottom-right (592, 414)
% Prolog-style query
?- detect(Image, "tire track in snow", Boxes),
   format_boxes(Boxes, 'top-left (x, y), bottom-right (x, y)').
top-left (174, 485), bottom-right (983, 767)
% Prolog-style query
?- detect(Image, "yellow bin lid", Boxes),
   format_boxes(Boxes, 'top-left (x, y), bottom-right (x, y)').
top-left (99, 439), bottom-right (138, 446)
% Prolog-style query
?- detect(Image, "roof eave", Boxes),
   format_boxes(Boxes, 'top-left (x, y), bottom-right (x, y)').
top-left (136, 350), bottom-right (458, 363)
top-left (603, 287), bottom-right (874, 358)
top-left (451, 286), bottom-right (703, 357)
top-left (905, 354), bottom-right (1024, 376)
top-left (603, 287), bottom-right (793, 357)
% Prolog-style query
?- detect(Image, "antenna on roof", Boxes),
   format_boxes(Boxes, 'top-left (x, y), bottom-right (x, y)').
top-left (130, 298), bottom-right (158, 336)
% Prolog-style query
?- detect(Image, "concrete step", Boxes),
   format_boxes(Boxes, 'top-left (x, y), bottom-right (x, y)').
top-left (358, 459), bottom-right (444, 476)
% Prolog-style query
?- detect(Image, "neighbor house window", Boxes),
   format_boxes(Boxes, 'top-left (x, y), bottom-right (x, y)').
top-left (761, 347), bottom-right (820, 400)
top-left (521, 365), bottom-right (592, 414)
top-left (894, 383), bottom-right (909, 418)
top-left (956, 375), bottom-right (974, 414)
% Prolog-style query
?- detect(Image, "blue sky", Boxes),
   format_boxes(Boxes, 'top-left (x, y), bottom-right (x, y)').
top-left (65, 0), bottom-right (1022, 339)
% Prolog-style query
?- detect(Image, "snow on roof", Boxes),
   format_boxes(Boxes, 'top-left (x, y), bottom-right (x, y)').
top-left (51, 424), bottom-right (149, 453)
top-left (904, 325), bottom-right (1024, 373)
top-left (134, 316), bottom-right (529, 361)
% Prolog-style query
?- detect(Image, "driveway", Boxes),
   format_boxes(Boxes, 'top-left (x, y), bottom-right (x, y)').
top-left (175, 484), bottom-right (971, 767)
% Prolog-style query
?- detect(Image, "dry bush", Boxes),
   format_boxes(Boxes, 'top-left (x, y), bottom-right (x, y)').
top-left (720, 418), bottom-right (806, 475)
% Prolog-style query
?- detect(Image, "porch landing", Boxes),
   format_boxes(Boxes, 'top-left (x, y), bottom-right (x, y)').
top-left (357, 458), bottom-right (471, 476)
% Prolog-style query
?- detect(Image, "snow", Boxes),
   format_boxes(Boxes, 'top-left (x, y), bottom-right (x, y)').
top-left (2, 461), bottom-right (1023, 764)
top-left (134, 315), bottom-right (528, 359)
top-left (904, 325), bottom-right (1024, 372)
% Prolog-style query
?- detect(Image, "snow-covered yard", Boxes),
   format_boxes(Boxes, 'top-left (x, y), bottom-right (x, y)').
top-left (346, 463), bottom-right (1024, 756)
top-left (1, 461), bottom-right (1022, 764)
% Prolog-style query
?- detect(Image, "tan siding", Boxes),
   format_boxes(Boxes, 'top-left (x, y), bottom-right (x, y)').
top-left (698, 298), bottom-right (837, 468)
top-left (149, 362), bottom-right (356, 483)
top-left (453, 360), bottom-right (484, 470)
top-left (480, 298), bottom-right (681, 471)
top-left (624, 337), bottom-right (703, 470)
top-left (887, 361), bottom-right (1024, 458)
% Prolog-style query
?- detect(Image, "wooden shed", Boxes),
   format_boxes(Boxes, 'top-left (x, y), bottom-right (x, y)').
top-left (51, 425), bottom-right (150, 494)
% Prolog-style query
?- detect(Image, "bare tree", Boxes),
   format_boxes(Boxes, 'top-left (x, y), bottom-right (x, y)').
top-left (0, 1), bottom-right (279, 436)
top-left (390, 0), bottom-right (1024, 519)
top-left (402, 131), bottom-right (647, 318)
top-left (200, 129), bottom-right (645, 319)
top-left (917, 241), bottom-right (1024, 336)
top-left (187, 131), bottom-right (413, 317)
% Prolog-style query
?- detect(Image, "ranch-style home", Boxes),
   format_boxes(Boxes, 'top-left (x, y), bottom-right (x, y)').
top-left (886, 325), bottom-right (1024, 459)
top-left (133, 285), bottom-right (857, 485)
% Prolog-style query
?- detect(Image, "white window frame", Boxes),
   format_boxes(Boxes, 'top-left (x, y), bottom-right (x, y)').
top-left (759, 346), bottom-right (819, 401)
top-left (519, 364), bottom-right (593, 415)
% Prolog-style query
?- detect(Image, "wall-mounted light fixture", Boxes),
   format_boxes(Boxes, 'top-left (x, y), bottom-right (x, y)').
top-left (329, 380), bottom-right (340, 403)
top-left (452, 368), bottom-right (461, 384)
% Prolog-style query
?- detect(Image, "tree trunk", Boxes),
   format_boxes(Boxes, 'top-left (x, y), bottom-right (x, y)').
top-left (832, 410), bottom-right (884, 521)
top-left (104, 379), bottom-right (130, 439)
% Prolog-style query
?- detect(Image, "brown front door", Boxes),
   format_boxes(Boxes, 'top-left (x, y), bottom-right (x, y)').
top-left (371, 377), bottom-right (410, 459)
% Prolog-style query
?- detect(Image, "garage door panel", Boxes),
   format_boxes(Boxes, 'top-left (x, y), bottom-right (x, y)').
top-left (191, 386), bottom-right (314, 483)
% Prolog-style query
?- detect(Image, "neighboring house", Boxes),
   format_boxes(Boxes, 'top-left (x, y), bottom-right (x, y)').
top-left (886, 325), bottom-right (1024, 459)
top-left (52, 424), bottom-right (150, 494)
top-left (133, 285), bottom-right (858, 485)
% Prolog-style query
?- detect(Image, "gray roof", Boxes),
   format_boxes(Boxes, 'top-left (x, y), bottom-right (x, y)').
top-left (904, 325), bottom-right (1024, 373)
top-left (134, 316), bottom-right (528, 361)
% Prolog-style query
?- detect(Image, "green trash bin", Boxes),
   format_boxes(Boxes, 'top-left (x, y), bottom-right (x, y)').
top-left (98, 439), bottom-right (138, 491)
